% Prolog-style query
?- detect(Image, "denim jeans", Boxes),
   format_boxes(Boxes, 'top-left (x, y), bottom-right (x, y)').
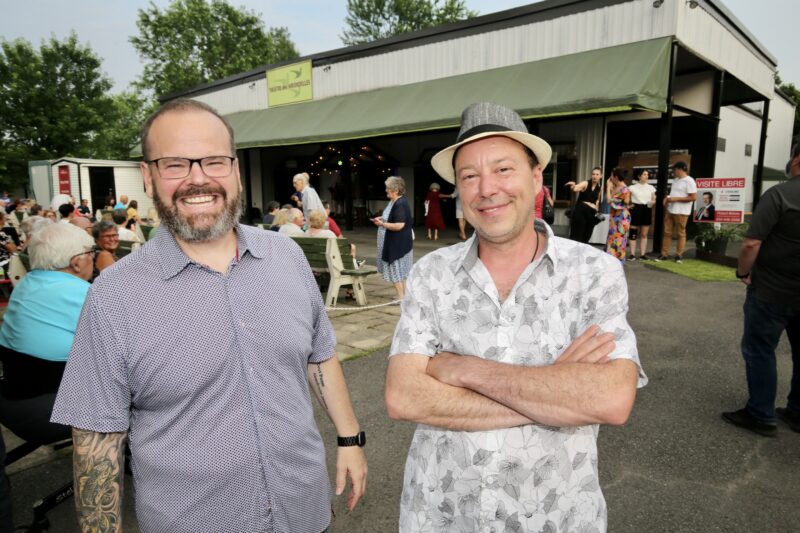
top-left (741, 288), bottom-right (800, 422)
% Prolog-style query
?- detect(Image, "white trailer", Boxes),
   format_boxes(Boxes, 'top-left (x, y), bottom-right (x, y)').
top-left (27, 158), bottom-right (152, 216)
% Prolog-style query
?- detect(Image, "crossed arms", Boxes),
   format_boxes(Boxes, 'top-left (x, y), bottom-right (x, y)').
top-left (385, 325), bottom-right (639, 431)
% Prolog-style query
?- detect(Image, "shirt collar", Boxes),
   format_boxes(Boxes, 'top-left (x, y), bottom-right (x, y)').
top-left (154, 223), bottom-right (265, 280)
top-left (455, 219), bottom-right (560, 274)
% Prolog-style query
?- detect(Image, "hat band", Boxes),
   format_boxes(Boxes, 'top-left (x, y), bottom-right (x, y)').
top-left (456, 124), bottom-right (514, 143)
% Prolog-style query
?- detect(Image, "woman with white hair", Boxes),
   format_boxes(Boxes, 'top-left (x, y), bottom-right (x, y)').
top-left (371, 176), bottom-right (413, 298)
top-left (291, 172), bottom-right (325, 224)
top-left (0, 223), bottom-right (95, 361)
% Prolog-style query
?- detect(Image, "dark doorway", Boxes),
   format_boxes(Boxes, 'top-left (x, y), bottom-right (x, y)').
top-left (89, 167), bottom-right (116, 214)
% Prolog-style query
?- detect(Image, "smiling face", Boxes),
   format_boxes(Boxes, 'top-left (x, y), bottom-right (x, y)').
top-left (140, 109), bottom-right (242, 243)
top-left (96, 229), bottom-right (120, 253)
top-left (454, 136), bottom-right (541, 246)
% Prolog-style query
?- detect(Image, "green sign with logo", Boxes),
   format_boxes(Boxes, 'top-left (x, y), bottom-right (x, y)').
top-left (267, 60), bottom-right (313, 107)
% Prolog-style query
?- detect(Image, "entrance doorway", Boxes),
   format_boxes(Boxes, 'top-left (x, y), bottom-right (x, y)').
top-left (88, 167), bottom-right (116, 215)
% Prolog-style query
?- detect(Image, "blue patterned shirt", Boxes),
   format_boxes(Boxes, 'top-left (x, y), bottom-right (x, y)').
top-left (52, 225), bottom-right (336, 533)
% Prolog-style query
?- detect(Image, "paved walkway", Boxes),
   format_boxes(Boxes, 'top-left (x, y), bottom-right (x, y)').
top-left (6, 226), bottom-right (800, 531)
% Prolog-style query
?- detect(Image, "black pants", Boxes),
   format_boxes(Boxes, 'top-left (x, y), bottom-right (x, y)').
top-left (0, 392), bottom-right (70, 445)
top-left (569, 203), bottom-right (597, 244)
top-left (0, 432), bottom-right (12, 533)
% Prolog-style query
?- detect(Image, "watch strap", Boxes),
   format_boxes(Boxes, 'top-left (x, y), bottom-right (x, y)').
top-left (337, 431), bottom-right (366, 447)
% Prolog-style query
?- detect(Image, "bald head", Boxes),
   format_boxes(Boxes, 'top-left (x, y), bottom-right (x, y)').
top-left (70, 216), bottom-right (93, 234)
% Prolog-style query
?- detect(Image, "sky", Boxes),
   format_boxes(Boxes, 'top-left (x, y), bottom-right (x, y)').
top-left (1, 0), bottom-right (796, 94)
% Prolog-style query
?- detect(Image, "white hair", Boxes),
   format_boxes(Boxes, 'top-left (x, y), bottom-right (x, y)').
top-left (29, 222), bottom-right (95, 271)
top-left (288, 207), bottom-right (304, 222)
top-left (292, 172), bottom-right (309, 186)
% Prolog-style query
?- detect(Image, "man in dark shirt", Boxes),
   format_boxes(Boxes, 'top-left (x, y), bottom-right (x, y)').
top-left (723, 141), bottom-right (800, 436)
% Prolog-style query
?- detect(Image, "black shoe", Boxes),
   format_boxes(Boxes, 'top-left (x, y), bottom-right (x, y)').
top-left (721, 408), bottom-right (777, 437)
top-left (776, 407), bottom-right (800, 433)
top-left (626, 255), bottom-right (637, 262)
top-left (654, 256), bottom-right (668, 262)
top-left (674, 256), bottom-right (683, 263)
top-left (356, 259), bottom-right (366, 267)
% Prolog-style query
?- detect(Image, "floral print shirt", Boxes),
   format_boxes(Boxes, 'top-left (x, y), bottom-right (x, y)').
top-left (390, 221), bottom-right (647, 533)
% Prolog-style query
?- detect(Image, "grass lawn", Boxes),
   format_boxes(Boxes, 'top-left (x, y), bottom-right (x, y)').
top-left (642, 258), bottom-right (738, 282)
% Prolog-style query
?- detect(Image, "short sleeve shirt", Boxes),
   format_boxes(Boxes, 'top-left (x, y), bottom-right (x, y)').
top-left (51, 225), bottom-right (336, 533)
top-left (667, 175), bottom-right (697, 215)
top-left (390, 221), bottom-right (646, 533)
top-left (0, 270), bottom-right (90, 361)
top-left (629, 182), bottom-right (656, 205)
top-left (746, 175), bottom-right (800, 306)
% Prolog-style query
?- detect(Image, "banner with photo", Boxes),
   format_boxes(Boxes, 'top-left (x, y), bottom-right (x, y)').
top-left (694, 178), bottom-right (745, 223)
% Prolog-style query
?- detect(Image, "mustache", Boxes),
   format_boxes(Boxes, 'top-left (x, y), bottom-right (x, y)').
top-left (173, 184), bottom-right (226, 203)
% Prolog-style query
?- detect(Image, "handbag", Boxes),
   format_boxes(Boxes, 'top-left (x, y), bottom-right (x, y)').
top-left (593, 212), bottom-right (605, 226)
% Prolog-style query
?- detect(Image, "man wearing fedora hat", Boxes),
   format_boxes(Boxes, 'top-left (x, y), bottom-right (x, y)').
top-left (386, 102), bottom-right (646, 532)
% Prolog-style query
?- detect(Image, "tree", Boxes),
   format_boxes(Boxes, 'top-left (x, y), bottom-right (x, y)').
top-left (91, 91), bottom-right (157, 161)
top-left (341, 0), bottom-right (478, 46)
top-left (0, 34), bottom-right (116, 190)
top-left (131, 0), bottom-right (300, 98)
top-left (774, 73), bottom-right (799, 139)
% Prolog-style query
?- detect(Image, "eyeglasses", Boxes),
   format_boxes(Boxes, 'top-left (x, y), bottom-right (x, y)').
top-left (72, 249), bottom-right (96, 261)
top-left (147, 156), bottom-right (236, 180)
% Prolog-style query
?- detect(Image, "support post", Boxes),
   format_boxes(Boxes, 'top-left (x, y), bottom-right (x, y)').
top-left (753, 98), bottom-right (770, 211)
top-left (652, 41), bottom-right (679, 255)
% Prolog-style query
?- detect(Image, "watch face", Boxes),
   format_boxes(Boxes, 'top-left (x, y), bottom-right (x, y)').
top-left (357, 431), bottom-right (366, 446)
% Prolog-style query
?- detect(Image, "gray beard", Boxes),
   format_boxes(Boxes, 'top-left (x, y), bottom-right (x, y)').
top-left (153, 186), bottom-right (241, 243)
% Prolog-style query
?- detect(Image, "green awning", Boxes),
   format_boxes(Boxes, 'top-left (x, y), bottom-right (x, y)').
top-left (232, 37), bottom-right (671, 148)
top-left (133, 37), bottom-right (671, 155)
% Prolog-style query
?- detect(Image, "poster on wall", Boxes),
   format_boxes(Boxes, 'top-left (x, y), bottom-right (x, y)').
top-left (58, 165), bottom-right (71, 195)
top-left (694, 177), bottom-right (745, 223)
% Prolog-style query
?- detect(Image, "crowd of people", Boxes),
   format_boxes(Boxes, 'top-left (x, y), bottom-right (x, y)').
top-left (565, 161), bottom-right (691, 264)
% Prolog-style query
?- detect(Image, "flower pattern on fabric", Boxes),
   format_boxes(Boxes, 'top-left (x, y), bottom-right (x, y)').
top-left (391, 221), bottom-right (647, 533)
top-left (606, 186), bottom-right (631, 263)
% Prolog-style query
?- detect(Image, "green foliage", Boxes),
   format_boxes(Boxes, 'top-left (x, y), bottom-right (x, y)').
top-left (91, 92), bottom-right (158, 161)
top-left (341, 0), bottom-right (478, 46)
top-left (693, 222), bottom-right (748, 250)
top-left (131, 0), bottom-right (300, 98)
top-left (779, 83), bottom-right (800, 138)
top-left (0, 34), bottom-right (115, 189)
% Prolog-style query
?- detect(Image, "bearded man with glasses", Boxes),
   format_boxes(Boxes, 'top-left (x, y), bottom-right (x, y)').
top-left (52, 99), bottom-right (367, 533)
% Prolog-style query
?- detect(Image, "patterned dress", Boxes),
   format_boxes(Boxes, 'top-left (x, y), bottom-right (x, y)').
top-left (606, 186), bottom-right (631, 263)
top-left (377, 200), bottom-right (413, 283)
top-left (391, 221), bottom-right (646, 533)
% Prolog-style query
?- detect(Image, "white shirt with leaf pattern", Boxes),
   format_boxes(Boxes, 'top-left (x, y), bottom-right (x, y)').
top-left (390, 221), bottom-right (647, 533)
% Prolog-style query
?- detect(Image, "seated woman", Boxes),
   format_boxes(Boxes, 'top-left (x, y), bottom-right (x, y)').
top-left (0, 211), bottom-right (18, 268)
top-left (306, 210), bottom-right (337, 238)
top-left (0, 223), bottom-right (95, 443)
top-left (92, 220), bottom-right (120, 280)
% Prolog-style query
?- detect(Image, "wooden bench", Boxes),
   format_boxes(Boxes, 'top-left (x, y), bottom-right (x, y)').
top-left (291, 237), bottom-right (377, 307)
top-left (117, 240), bottom-right (141, 258)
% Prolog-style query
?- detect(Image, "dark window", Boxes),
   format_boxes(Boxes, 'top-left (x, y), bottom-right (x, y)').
top-left (745, 144), bottom-right (753, 157)
top-left (716, 137), bottom-right (726, 152)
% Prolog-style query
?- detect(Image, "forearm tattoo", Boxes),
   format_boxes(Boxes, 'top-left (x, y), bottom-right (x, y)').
top-left (312, 363), bottom-right (329, 411)
top-left (72, 428), bottom-right (126, 533)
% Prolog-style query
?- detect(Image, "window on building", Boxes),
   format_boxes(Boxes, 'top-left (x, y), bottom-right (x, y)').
top-left (717, 137), bottom-right (726, 152)
top-left (745, 144), bottom-right (753, 157)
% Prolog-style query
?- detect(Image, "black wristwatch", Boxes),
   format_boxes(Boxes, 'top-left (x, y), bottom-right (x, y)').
top-left (337, 431), bottom-right (366, 447)
top-left (736, 271), bottom-right (750, 279)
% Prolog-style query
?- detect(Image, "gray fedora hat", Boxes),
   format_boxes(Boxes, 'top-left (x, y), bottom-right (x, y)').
top-left (431, 102), bottom-right (552, 184)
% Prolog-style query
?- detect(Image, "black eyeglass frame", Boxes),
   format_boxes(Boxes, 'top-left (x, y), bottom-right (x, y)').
top-left (146, 156), bottom-right (237, 180)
